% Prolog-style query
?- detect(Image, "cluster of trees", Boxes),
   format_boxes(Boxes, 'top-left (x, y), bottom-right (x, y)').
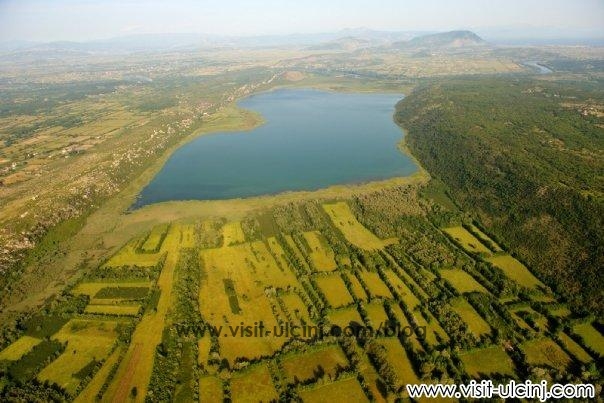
top-left (396, 77), bottom-right (604, 316)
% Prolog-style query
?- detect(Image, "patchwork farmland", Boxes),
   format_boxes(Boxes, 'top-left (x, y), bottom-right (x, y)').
top-left (0, 199), bottom-right (599, 402)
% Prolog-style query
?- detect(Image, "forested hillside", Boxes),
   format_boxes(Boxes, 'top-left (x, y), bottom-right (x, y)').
top-left (395, 77), bottom-right (604, 315)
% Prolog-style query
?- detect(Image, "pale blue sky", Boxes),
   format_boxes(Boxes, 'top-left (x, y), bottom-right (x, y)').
top-left (0, 0), bottom-right (602, 41)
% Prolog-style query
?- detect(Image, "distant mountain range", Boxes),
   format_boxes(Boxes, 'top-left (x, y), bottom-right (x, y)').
top-left (0, 27), bottom-right (601, 56)
top-left (399, 30), bottom-right (486, 48)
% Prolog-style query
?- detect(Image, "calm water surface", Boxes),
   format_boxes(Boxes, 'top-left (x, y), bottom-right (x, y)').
top-left (133, 89), bottom-right (417, 207)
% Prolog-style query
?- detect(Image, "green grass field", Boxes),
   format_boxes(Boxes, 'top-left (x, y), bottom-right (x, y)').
top-left (573, 323), bottom-right (604, 356)
top-left (557, 332), bottom-right (592, 363)
top-left (298, 377), bottom-right (369, 402)
top-left (440, 268), bottom-right (489, 294)
top-left (521, 338), bottom-right (572, 369)
top-left (443, 226), bottom-right (491, 255)
top-left (450, 297), bottom-right (491, 337)
top-left (230, 363), bottom-right (278, 403)
top-left (486, 255), bottom-right (544, 289)
top-left (316, 274), bottom-right (354, 308)
top-left (0, 336), bottom-right (42, 361)
top-left (460, 346), bottom-right (515, 378)
top-left (281, 345), bottom-right (349, 384)
top-left (323, 201), bottom-right (396, 250)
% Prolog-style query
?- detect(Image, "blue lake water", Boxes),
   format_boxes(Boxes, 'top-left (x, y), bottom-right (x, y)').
top-left (133, 89), bottom-right (417, 207)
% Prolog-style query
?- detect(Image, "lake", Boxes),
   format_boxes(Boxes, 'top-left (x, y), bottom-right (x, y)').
top-left (133, 89), bottom-right (417, 207)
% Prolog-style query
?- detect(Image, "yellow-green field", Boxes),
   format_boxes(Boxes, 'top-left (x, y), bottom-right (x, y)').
top-left (440, 269), bottom-right (489, 294)
top-left (443, 226), bottom-right (491, 254)
top-left (298, 377), bottom-right (369, 402)
top-left (389, 304), bottom-right (424, 353)
top-left (176, 223), bottom-right (197, 248)
top-left (281, 345), bottom-right (349, 384)
top-left (284, 235), bottom-right (311, 272)
top-left (358, 270), bottom-right (392, 299)
top-left (549, 306), bottom-right (571, 318)
top-left (365, 303), bottom-right (389, 327)
top-left (199, 376), bottom-right (223, 402)
top-left (75, 347), bottom-right (122, 403)
top-left (0, 336), bottom-right (42, 361)
top-left (103, 239), bottom-right (163, 268)
top-left (521, 338), bottom-right (572, 369)
top-left (376, 338), bottom-right (419, 389)
top-left (460, 346), bottom-right (515, 378)
top-left (84, 304), bottom-right (141, 316)
top-left (73, 281), bottom-right (152, 298)
top-left (573, 323), bottom-right (604, 356)
top-left (328, 307), bottom-right (364, 329)
top-left (281, 292), bottom-right (314, 326)
top-left (510, 307), bottom-right (548, 332)
top-left (468, 225), bottom-right (503, 252)
top-left (199, 239), bottom-right (297, 364)
top-left (198, 335), bottom-right (212, 369)
top-left (450, 297), bottom-right (491, 337)
top-left (140, 224), bottom-right (169, 252)
top-left (323, 201), bottom-right (396, 250)
top-left (382, 269), bottom-right (419, 308)
top-left (102, 226), bottom-right (181, 402)
top-left (38, 319), bottom-right (120, 395)
top-left (357, 352), bottom-right (386, 403)
top-left (222, 221), bottom-right (246, 246)
top-left (303, 231), bottom-right (337, 272)
top-left (486, 255), bottom-right (544, 289)
top-left (230, 363), bottom-right (278, 403)
top-left (409, 310), bottom-right (449, 346)
top-left (345, 273), bottom-right (368, 301)
top-left (557, 332), bottom-right (592, 363)
top-left (316, 274), bottom-right (354, 308)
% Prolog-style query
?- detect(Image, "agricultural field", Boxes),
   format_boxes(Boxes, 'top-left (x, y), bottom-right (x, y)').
top-left (357, 270), bottom-right (392, 299)
top-left (230, 364), bottom-right (278, 402)
top-left (510, 307), bottom-right (548, 332)
top-left (140, 224), bottom-right (169, 252)
top-left (84, 304), bottom-right (141, 316)
top-left (281, 292), bottom-right (314, 326)
top-left (37, 319), bottom-right (120, 395)
top-left (222, 221), bottom-right (246, 246)
top-left (344, 273), bottom-right (368, 301)
top-left (302, 231), bottom-right (337, 271)
top-left (103, 239), bottom-right (163, 268)
top-left (450, 297), bottom-right (491, 337)
top-left (2, 199), bottom-right (598, 402)
top-left (281, 345), bottom-right (349, 384)
top-left (439, 268), bottom-right (488, 294)
top-left (460, 346), bottom-right (515, 378)
top-left (0, 336), bottom-right (42, 361)
top-left (328, 307), bottom-right (364, 329)
top-left (486, 255), bottom-right (545, 290)
top-left (467, 225), bottom-right (503, 252)
top-left (365, 303), bottom-right (389, 328)
top-left (298, 377), bottom-right (369, 402)
top-left (316, 274), bottom-right (354, 308)
top-left (557, 332), bottom-right (593, 364)
top-left (573, 323), bottom-right (604, 356)
top-left (199, 376), bottom-right (224, 402)
top-left (382, 269), bottom-right (420, 308)
top-left (373, 338), bottom-right (419, 389)
top-left (323, 201), bottom-right (395, 250)
top-left (521, 338), bottom-right (573, 369)
top-left (442, 226), bottom-right (491, 255)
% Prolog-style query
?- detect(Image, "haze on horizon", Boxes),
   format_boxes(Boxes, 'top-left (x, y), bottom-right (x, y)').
top-left (0, 0), bottom-right (603, 43)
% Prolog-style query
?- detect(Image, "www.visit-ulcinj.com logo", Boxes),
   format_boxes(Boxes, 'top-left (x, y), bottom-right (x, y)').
top-left (181, 321), bottom-right (426, 339)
